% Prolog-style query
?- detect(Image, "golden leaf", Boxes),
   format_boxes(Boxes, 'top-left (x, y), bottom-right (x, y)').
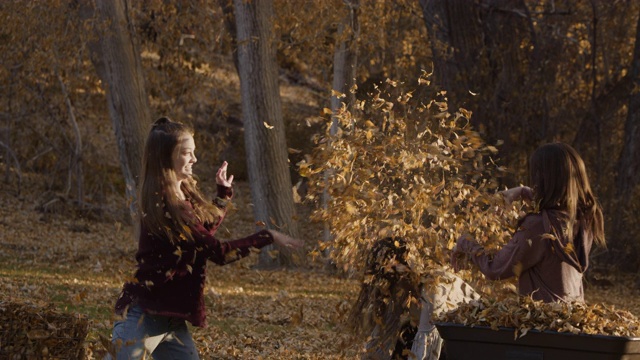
top-left (331, 89), bottom-right (346, 98)
top-left (513, 262), bottom-right (523, 278)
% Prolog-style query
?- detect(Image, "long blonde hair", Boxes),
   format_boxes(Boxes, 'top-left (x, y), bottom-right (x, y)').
top-left (140, 117), bottom-right (222, 242)
top-left (529, 142), bottom-right (605, 247)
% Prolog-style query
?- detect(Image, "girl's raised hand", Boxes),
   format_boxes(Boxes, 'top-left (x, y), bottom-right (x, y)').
top-left (216, 161), bottom-right (234, 187)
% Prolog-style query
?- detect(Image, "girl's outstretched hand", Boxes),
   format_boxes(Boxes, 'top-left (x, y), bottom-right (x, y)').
top-left (268, 230), bottom-right (304, 249)
top-left (451, 233), bottom-right (473, 271)
top-left (216, 161), bottom-right (234, 187)
top-left (502, 186), bottom-right (533, 204)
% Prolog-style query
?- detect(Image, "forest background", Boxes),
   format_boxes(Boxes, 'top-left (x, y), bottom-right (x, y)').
top-left (1, 0), bottom-right (640, 358)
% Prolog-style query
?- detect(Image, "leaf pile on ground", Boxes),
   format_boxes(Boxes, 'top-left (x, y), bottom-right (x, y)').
top-left (0, 300), bottom-right (89, 359)
top-left (435, 295), bottom-right (640, 338)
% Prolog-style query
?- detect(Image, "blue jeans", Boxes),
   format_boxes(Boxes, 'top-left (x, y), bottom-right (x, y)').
top-left (107, 305), bottom-right (199, 360)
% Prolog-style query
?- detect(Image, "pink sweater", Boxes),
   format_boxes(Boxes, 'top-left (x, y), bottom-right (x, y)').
top-left (457, 209), bottom-right (592, 302)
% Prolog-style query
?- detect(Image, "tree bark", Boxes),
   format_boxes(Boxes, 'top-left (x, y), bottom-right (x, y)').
top-left (233, 0), bottom-right (301, 267)
top-left (218, 0), bottom-right (239, 73)
top-left (324, 0), bottom-right (360, 247)
top-left (611, 7), bottom-right (640, 267)
top-left (330, 0), bottom-right (360, 129)
top-left (617, 12), bottom-right (640, 201)
top-left (418, 0), bottom-right (462, 102)
top-left (93, 0), bottom-right (150, 222)
top-left (56, 72), bottom-right (83, 204)
top-left (572, 74), bottom-right (632, 155)
top-left (419, 0), bottom-right (544, 183)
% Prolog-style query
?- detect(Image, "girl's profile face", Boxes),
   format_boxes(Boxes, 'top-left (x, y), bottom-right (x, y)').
top-left (172, 133), bottom-right (197, 181)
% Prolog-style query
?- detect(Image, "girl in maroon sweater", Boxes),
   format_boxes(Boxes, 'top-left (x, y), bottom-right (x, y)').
top-left (108, 117), bottom-right (302, 359)
top-left (452, 142), bottom-right (605, 303)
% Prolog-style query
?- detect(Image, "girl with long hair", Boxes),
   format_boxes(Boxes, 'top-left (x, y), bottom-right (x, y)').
top-left (108, 117), bottom-right (302, 359)
top-left (350, 238), bottom-right (478, 360)
top-left (452, 142), bottom-right (605, 302)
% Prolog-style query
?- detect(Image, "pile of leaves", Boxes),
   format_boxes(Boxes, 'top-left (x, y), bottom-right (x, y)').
top-left (0, 300), bottom-right (89, 359)
top-left (435, 296), bottom-right (640, 339)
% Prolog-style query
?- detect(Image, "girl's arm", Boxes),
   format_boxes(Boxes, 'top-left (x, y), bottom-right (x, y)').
top-left (194, 225), bottom-right (274, 265)
top-left (194, 227), bottom-right (303, 266)
top-left (452, 214), bottom-right (547, 280)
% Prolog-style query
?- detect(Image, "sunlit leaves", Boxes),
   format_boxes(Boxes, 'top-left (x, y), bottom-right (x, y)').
top-left (436, 296), bottom-right (640, 338)
top-left (303, 77), bottom-right (519, 277)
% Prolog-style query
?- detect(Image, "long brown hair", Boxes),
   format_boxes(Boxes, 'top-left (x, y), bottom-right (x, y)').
top-left (348, 238), bottom-right (420, 354)
top-left (529, 142), bottom-right (605, 247)
top-left (140, 117), bottom-right (222, 242)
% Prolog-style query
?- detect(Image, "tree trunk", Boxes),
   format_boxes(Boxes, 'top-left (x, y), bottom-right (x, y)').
top-left (233, 0), bottom-right (301, 267)
top-left (323, 0), bottom-right (360, 257)
top-left (93, 0), bottom-right (150, 223)
top-left (617, 12), bottom-right (640, 202)
top-left (418, 0), bottom-right (462, 103)
top-left (330, 0), bottom-right (360, 130)
top-left (56, 72), bottom-right (83, 205)
top-left (573, 74), bottom-right (632, 152)
top-left (612, 8), bottom-right (640, 267)
top-left (218, 0), bottom-right (239, 72)
top-left (419, 0), bottom-right (544, 182)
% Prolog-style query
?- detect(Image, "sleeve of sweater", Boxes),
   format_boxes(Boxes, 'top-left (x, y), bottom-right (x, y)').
top-left (216, 184), bottom-right (233, 201)
top-left (192, 225), bottom-right (274, 266)
top-left (203, 184), bottom-right (234, 233)
top-left (458, 214), bottom-right (547, 280)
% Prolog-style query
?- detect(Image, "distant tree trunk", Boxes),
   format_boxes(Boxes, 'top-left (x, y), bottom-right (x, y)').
top-left (617, 11), bottom-right (640, 203)
top-left (574, 1), bottom-right (603, 187)
top-left (612, 8), bottom-right (640, 267)
top-left (93, 0), bottom-right (150, 222)
top-left (233, 0), bottom-right (301, 267)
top-left (324, 0), bottom-right (360, 252)
top-left (419, 0), bottom-right (544, 182)
top-left (418, 0), bottom-right (464, 105)
top-left (1, 82), bottom-right (22, 193)
top-left (56, 71), bottom-right (84, 205)
top-left (218, 0), bottom-right (239, 72)
top-left (573, 74), bottom-right (632, 153)
top-left (330, 0), bottom-right (360, 127)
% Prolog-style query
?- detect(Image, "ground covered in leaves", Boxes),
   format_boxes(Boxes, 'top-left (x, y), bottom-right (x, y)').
top-left (0, 176), bottom-right (361, 359)
top-left (1, 175), bottom-right (639, 359)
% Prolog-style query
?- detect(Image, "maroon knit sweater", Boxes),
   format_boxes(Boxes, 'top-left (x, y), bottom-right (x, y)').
top-left (114, 185), bottom-right (274, 327)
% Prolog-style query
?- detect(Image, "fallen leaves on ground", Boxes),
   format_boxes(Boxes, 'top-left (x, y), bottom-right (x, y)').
top-left (0, 178), bottom-right (362, 359)
top-left (0, 300), bottom-right (89, 358)
top-left (1, 176), bottom-right (639, 358)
